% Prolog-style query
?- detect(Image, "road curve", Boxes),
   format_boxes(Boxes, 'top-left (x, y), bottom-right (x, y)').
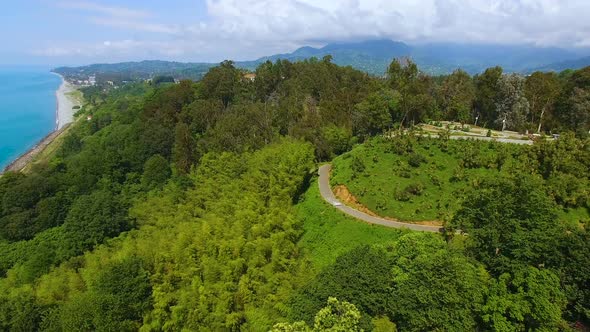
top-left (318, 164), bottom-right (444, 233)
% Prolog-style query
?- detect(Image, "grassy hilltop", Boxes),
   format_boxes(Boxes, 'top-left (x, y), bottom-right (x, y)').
top-left (332, 135), bottom-right (590, 225)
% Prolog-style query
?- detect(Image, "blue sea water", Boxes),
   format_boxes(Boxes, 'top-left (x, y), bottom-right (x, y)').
top-left (0, 67), bottom-right (61, 170)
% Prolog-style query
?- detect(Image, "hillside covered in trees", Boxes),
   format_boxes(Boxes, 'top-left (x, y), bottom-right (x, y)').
top-left (1, 57), bottom-right (589, 331)
top-left (55, 40), bottom-right (590, 80)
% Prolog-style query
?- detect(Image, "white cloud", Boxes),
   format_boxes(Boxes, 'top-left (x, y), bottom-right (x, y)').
top-left (57, 0), bottom-right (150, 19)
top-left (38, 0), bottom-right (590, 62)
top-left (89, 17), bottom-right (181, 34)
top-left (203, 0), bottom-right (590, 47)
top-left (58, 0), bottom-right (179, 34)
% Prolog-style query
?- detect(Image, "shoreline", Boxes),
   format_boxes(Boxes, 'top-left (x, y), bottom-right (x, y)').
top-left (1, 73), bottom-right (81, 175)
top-left (54, 73), bottom-right (79, 130)
top-left (1, 124), bottom-right (71, 174)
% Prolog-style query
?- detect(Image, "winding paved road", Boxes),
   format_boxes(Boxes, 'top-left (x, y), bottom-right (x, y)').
top-left (318, 135), bottom-right (536, 232)
top-left (318, 164), bottom-right (444, 233)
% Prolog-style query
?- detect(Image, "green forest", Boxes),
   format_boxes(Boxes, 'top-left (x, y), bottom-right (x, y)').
top-left (0, 57), bottom-right (589, 331)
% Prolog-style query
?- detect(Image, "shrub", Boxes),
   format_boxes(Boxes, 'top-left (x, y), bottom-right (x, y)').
top-left (430, 174), bottom-right (442, 187)
top-left (351, 156), bottom-right (366, 174)
top-left (396, 183), bottom-right (424, 201)
top-left (400, 171), bottom-right (412, 179)
top-left (388, 136), bottom-right (415, 155)
top-left (395, 190), bottom-right (411, 202)
top-left (408, 153), bottom-right (427, 168)
top-left (546, 173), bottom-right (590, 208)
top-left (450, 166), bottom-right (466, 182)
top-left (397, 166), bottom-right (412, 179)
top-left (404, 183), bottom-right (424, 196)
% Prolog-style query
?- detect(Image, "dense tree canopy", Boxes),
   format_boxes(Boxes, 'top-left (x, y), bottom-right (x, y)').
top-left (0, 58), bottom-right (589, 330)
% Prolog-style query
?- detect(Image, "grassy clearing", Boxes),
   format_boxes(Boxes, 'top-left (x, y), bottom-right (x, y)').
top-left (331, 136), bottom-right (589, 224)
top-left (331, 136), bottom-right (489, 221)
top-left (66, 89), bottom-right (84, 105)
top-left (296, 178), bottom-right (406, 270)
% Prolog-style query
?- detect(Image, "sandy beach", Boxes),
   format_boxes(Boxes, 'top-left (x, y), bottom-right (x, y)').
top-left (55, 74), bottom-right (80, 129)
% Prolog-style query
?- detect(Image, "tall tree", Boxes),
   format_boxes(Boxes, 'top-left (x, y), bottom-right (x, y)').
top-left (63, 190), bottom-right (128, 254)
top-left (495, 74), bottom-right (530, 132)
top-left (172, 122), bottom-right (195, 174)
top-left (555, 67), bottom-right (590, 135)
top-left (352, 90), bottom-right (398, 138)
top-left (525, 71), bottom-right (561, 133)
top-left (388, 58), bottom-right (418, 92)
top-left (474, 66), bottom-right (503, 127)
top-left (440, 69), bottom-right (475, 124)
top-left (388, 58), bottom-right (434, 127)
top-left (450, 173), bottom-right (562, 274)
top-left (482, 267), bottom-right (566, 331)
top-left (201, 60), bottom-right (242, 108)
top-left (142, 154), bottom-right (171, 189)
top-left (272, 298), bottom-right (363, 332)
top-left (559, 87), bottom-right (590, 136)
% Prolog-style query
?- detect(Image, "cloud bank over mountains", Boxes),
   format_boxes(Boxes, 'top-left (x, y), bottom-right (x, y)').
top-left (38, 0), bottom-right (590, 62)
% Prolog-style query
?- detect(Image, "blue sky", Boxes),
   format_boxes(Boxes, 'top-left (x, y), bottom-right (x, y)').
top-left (2, 0), bottom-right (590, 66)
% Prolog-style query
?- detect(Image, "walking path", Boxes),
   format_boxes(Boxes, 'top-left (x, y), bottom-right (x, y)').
top-left (448, 135), bottom-right (534, 145)
top-left (318, 164), bottom-right (444, 233)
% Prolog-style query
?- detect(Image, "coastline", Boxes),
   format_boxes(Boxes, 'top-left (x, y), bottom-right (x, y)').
top-left (1, 73), bottom-right (81, 175)
top-left (54, 73), bottom-right (79, 130)
top-left (1, 124), bottom-right (71, 174)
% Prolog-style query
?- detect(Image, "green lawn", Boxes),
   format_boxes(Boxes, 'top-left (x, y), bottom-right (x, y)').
top-left (296, 178), bottom-right (406, 270)
top-left (331, 136), bottom-right (590, 225)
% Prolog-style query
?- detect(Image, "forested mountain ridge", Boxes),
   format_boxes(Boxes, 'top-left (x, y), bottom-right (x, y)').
top-left (54, 60), bottom-right (215, 82)
top-left (530, 56), bottom-right (590, 73)
top-left (247, 40), bottom-right (583, 75)
top-left (54, 39), bottom-right (589, 82)
top-left (1, 58), bottom-right (589, 330)
top-left (242, 40), bottom-right (412, 75)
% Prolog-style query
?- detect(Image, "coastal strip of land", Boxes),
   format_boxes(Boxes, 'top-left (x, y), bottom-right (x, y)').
top-left (1, 124), bottom-right (71, 174)
top-left (1, 75), bottom-right (81, 175)
top-left (55, 75), bottom-right (79, 129)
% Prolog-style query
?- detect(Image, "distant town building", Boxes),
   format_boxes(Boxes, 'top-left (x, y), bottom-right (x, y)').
top-left (89, 75), bottom-right (96, 86)
top-left (243, 73), bottom-right (256, 82)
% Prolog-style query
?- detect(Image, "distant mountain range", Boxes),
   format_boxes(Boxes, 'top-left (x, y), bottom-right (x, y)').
top-left (54, 39), bottom-right (590, 81)
top-left (239, 40), bottom-right (412, 75)
top-left (243, 40), bottom-right (588, 75)
top-left (54, 60), bottom-right (214, 82)
top-left (529, 56), bottom-right (590, 73)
